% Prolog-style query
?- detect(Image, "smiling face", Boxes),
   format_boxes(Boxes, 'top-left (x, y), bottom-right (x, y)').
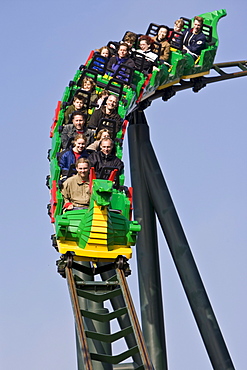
top-left (73, 98), bottom-right (84, 110)
top-left (106, 95), bottom-right (117, 111)
top-left (174, 23), bottom-right (182, 32)
top-left (118, 45), bottom-right (128, 58)
top-left (72, 114), bottom-right (85, 130)
top-left (101, 48), bottom-right (109, 58)
top-left (83, 80), bottom-right (93, 91)
top-left (100, 139), bottom-right (113, 155)
top-left (193, 20), bottom-right (202, 34)
top-left (74, 138), bottom-right (86, 153)
top-left (139, 40), bottom-right (149, 51)
top-left (76, 162), bottom-right (89, 180)
top-left (157, 27), bottom-right (168, 41)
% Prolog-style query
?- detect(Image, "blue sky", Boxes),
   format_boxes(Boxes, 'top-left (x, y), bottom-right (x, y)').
top-left (1, 1), bottom-right (246, 369)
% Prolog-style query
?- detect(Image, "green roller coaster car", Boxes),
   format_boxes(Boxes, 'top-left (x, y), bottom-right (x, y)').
top-left (48, 9), bottom-right (226, 261)
top-left (55, 177), bottom-right (140, 262)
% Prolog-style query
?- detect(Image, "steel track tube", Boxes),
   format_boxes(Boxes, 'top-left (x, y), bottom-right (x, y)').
top-left (99, 266), bottom-right (143, 367)
top-left (87, 300), bottom-right (112, 370)
top-left (74, 262), bottom-right (94, 370)
top-left (128, 112), bottom-right (168, 370)
top-left (131, 110), bottom-right (235, 370)
top-left (66, 266), bottom-right (93, 370)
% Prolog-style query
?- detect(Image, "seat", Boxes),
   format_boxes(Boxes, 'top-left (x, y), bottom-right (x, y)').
top-left (99, 166), bottom-right (120, 188)
top-left (96, 118), bottom-right (117, 139)
top-left (180, 17), bottom-right (191, 30)
top-left (169, 31), bottom-right (184, 51)
top-left (152, 41), bottom-right (162, 58)
top-left (145, 23), bottom-right (160, 37)
top-left (112, 63), bottom-right (134, 85)
top-left (105, 78), bottom-right (124, 101)
top-left (88, 54), bottom-right (109, 75)
top-left (107, 40), bottom-right (120, 55)
top-left (131, 51), bottom-right (152, 74)
top-left (202, 24), bottom-right (213, 43)
top-left (77, 69), bottom-right (98, 87)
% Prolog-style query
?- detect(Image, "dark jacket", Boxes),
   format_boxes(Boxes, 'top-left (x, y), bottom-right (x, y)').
top-left (88, 106), bottom-right (123, 134)
top-left (88, 150), bottom-right (124, 179)
top-left (151, 36), bottom-right (170, 61)
top-left (107, 55), bottom-right (135, 82)
top-left (61, 124), bottom-right (94, 149)
top-left (59, 148), bottom-right (89, 177)
top-left (182, 29), bottom-right (206, 57)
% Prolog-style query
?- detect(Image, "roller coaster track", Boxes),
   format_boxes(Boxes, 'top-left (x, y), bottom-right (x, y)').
top-left (64, 259), bottom-right (153, 370)
top-left (67, 266), bottom-right (93, 370)
top-left (147, 60), bottom-right (247, 103)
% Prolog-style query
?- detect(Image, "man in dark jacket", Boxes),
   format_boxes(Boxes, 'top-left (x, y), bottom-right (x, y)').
top-left (182, 16), bottom-right (206, 60)
top-left (61, 112), bottom-right (94, 149)
top-left (107, 43), bottom-right (135, 83)
top-left (88, 95), bottom-right (123, 134)
top-left (88, 138), bottom-right (124, 179)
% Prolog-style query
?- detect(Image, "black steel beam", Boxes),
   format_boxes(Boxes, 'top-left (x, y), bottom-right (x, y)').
top-left (128, 111), bottom-right (168, 370)
top-left (128, 109), bottom-right (235, 370)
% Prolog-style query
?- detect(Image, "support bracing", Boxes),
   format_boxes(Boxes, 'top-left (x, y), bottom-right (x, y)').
top-left (128, 109), bottom-right (235, 370)
top-left (63, 259), bottom-right (154, 370)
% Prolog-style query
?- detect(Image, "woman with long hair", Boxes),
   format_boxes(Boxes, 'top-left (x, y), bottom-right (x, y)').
top-left (59, 134), bottom-right (89, 177)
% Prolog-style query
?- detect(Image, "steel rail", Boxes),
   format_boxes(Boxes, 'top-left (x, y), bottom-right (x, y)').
top-left (117, 269), bottom-right (154, 370)
top-left (66, 266), bottom-right (93, 370)
top-left (147, 60), bottom-right (247, 103)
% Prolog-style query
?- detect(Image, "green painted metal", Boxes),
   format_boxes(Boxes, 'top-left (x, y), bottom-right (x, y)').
top-left (90, 348), bottom-right (139, 365)
top-left (55, 179), bottom-right (140, 252)
top-left (71, 270), bottom-right (153, 370)
top-left (182, 9), bottom-right (227, 76)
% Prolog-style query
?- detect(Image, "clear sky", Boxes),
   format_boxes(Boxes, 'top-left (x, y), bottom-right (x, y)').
top-left (1, 1), bottom-right (246, 369)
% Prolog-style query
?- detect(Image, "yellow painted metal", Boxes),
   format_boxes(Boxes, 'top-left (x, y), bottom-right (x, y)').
top-left (57, 201), bottom-right (133, 261)
top-left (88, 232), bottom-right (108, 240)
top-left (91, 225), bottom-right (107, 233)
top-left (181, 70), bottom-right (210, 79)
top-left (58, 240), bottom-right (132, 260)
top-left (86, 238), bottom-right (108, 245)
top-left (157, 78), bottom-right (180, 90)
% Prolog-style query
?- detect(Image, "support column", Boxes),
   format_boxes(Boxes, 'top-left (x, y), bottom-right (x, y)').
top-left (75, 262), bottom-right (94, 370)
top-left (128, 109), bottom-right (235, 370)
top-left (128, 110), bottom-right (168, 370)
